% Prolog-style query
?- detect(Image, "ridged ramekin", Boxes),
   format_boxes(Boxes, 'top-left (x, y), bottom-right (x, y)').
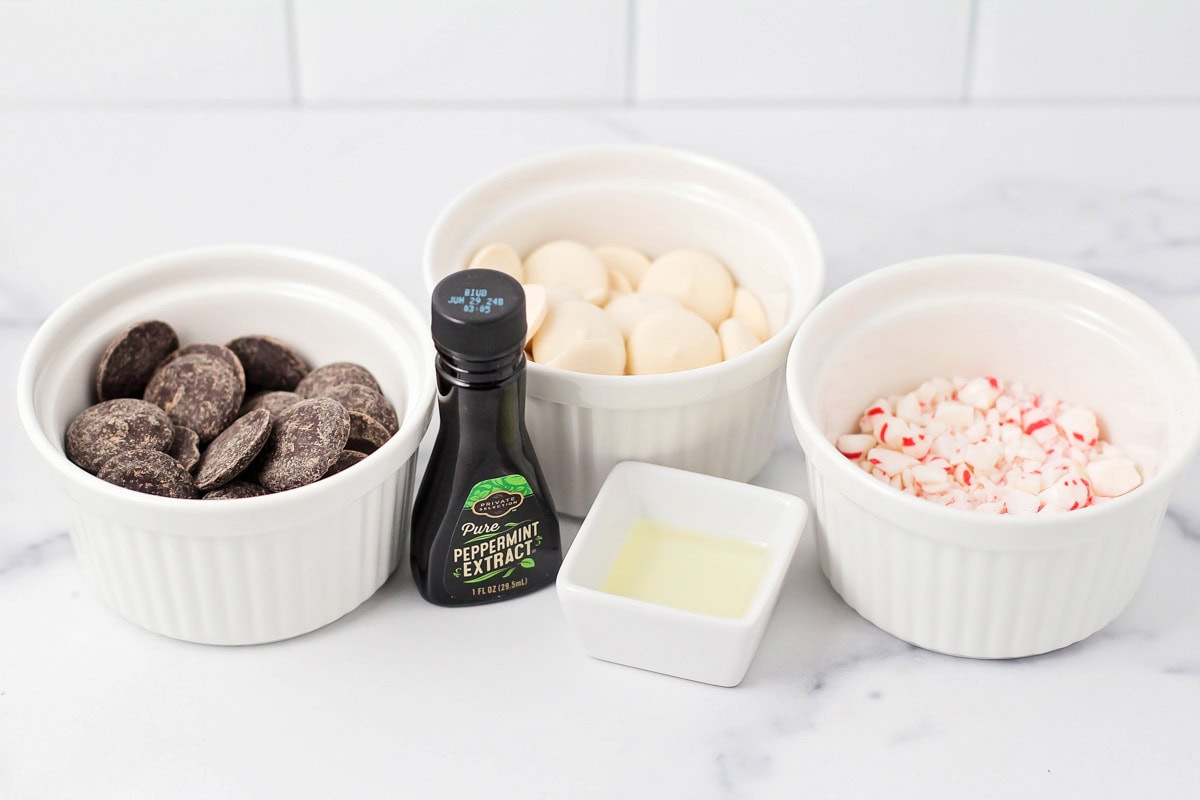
top-left (17, 245), bottom-right (435, 645)
top-left (424, 145), bottom-right (825, 516)
top-left (787, 254), bottom-right (1200, 658)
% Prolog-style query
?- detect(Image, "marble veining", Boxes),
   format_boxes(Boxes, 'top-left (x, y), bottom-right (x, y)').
top-left (1, 106), bottom-right (1198, 799)
top-left (0, 531), bottom-right (69, 578)
top-left (1165, 507), bottom-right (1200, 542)
top-left (803, 641), bottom-right (919, 696)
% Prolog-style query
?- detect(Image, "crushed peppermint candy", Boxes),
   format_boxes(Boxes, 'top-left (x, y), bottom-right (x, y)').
top-left (838, 376), bottom-right (1143, 514)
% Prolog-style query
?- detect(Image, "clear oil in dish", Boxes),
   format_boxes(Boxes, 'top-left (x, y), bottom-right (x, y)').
top-left (601, 519), bottom-right (768, 619)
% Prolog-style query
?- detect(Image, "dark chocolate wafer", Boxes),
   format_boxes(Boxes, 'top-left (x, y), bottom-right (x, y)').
top-left (160, 343), bottom-right (246, 390)
top-left (258, 398), bottom-right (350, 492)
top-left (194, 409), bottom-right (272, 491)
top-left (318, 383), bottom-right (399, 435)
top-left (95, 320), bottom-right (179, 401)
top-left (143, 352), bottom-right (243, 443)
top-left (98, 449), bottom-right (199, 499)
top-left (227, 335), bottom-right (309, 391)
top-left (167, 425), bottom-right (201, 473)
top-left (65, 398), bottom-right (174, 473)
top-left (323, 449), bottom-right (367, 478)
top-left (295, 362), bottom-right (381, 399)
top-left (202, 481), bottom-right (270, 500)
top-left (345, 411), bottom-right (391, 454)
top-left (239, 390), bottom-right (301, 420)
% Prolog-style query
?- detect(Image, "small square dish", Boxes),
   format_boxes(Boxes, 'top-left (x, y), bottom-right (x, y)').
top-left (556, 461), bottom-right (808, 687)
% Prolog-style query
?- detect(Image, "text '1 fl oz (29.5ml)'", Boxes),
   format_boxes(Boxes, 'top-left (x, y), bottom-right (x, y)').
top-left (410, 268), bottom-right (562, 606)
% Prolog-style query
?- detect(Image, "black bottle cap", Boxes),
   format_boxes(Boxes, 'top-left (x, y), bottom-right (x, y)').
top-left (431, 269), bottom-right (527, 360)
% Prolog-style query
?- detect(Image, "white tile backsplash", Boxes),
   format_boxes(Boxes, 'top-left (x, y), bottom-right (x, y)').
top-left (972, 0), bottom-right (1200, 100)
top-left (292, 0), bottom-right (628, 103)
top-left (0, 0), bottom-right (291, 104)
top-left (0, 0), bottom-right (1196, 107)
top-left (633, 0), bottom-right (973, 101)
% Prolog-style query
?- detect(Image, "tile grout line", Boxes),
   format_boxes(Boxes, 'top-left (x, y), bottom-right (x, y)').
top-left (625, 0), bottom-right (638, 106)
top-left (283, 0), bottom-right (302, 107)
top-left (962, 0), bottom-right (981, 104)
top-left (1, 97), bottom-right (1199, 113)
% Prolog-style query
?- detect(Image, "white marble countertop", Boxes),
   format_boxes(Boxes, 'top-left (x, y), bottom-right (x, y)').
top-left (2, 106), bottom-right (1199, 799)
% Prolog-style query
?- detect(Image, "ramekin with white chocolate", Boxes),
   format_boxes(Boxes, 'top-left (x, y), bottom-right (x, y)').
top-left (464, 240), bottom-right (771, 375)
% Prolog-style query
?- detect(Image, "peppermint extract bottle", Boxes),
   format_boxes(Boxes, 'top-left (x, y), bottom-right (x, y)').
top-left (410, 268), bottom-right (562, 606)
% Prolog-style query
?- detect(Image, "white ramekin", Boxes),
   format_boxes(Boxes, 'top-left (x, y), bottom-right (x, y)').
top-left (557, 461), bottom-right (808, 687)
top-left (787, 254), bottom-right (1200, 659)
top-left (17, 245), bottom-right (435, 645)
top-left (424, 145), bottom-right (825, 516)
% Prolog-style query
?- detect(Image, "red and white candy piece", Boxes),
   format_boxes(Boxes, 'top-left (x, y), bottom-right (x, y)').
top-left (1085, 457), bottom-right (1142, 497)
top-left (835, 433), bottom-right (875, 460)
top-left (841, 376), bottom-right (1142, 514)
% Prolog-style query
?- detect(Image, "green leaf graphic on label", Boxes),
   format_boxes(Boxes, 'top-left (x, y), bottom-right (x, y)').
top-left (520, 557), bottom-right (535, 569)
top-left (462, 474), bottom-right (533, 508)
top-left (503, 568), bottom-right (514, 578)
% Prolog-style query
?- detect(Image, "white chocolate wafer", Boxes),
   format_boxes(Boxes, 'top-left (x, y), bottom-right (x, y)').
top-left (608, 269), bottom-right (634, 295)
top-left (595, 245), bottom-right (651, 290)
top-left (544, 339), bottom-right (626, 376)
top-left (718, 318), bottom-right (760, 361)
top-left (732, 287), bottom-right (770, 341)
top-left (542, 284), bottom-right (584, 307)
top-left (604, 291), bottom-right (681, 338)
top-left (467, 242), bottom-right (524, 283)
top-left (523, 284), bottom-right (548, 344)
top-left (627, 307), bottom-right (722, 375)
top-left (524, 240), bottom-right (609, 305)
top-left (530, 300), bottom-right (624, 366)
top-left (639, 250), bottom-right (735, 327)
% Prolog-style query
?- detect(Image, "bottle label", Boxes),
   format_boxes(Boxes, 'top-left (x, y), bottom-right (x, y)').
top-left (446, 474), bottom-right (547, 600)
